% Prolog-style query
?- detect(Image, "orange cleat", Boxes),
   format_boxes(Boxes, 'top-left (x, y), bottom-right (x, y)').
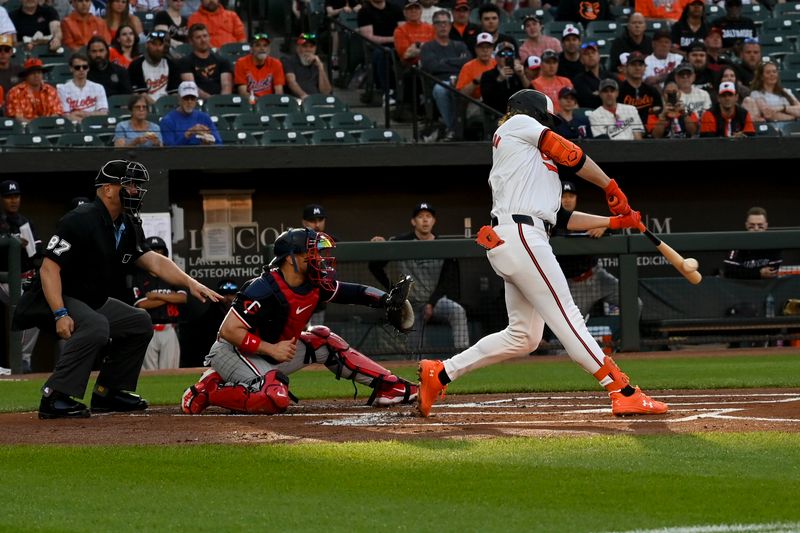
top-left (610, 387), bottom-right (669, 416)
top-left (417, 359), bottom-right (447, 417)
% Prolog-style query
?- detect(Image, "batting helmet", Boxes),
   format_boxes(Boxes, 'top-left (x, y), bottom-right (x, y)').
top-left (507, 89), bottom-right (563, 127)
top-left (95, 160), bottom-right (150, 217)
top-left (269, 228), bottom-right (337, 291)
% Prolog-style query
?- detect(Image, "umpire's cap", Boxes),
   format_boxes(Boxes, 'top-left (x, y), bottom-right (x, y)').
top-left (145, 236), bottom-right (168, 251)
top-left (269, 227), bottom-right (316, 268)
top-left (507, 89), bottom-right (563, 126)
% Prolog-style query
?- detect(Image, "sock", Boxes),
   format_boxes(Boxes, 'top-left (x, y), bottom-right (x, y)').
top-left (438, 369), bottom-right (451, 385)
top-left (621, 385), bottom-right (636, 397)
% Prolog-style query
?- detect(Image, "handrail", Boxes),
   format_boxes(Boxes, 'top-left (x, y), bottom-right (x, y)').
top-left (0, 237), bottom-right (22, 374)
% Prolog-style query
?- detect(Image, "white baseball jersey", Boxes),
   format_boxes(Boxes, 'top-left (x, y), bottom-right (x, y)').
top-left (57, 80), bottom-right (109, 113)
top-left (588, 103), bottom-right (644, 140)
top-left (142, 59), bottom-right (170, 99)
top-left (644, 52), bottom-right (684, 82)
top-left (0, 7), bottom-right (16, 35)
top-left (489, 114), bottom-right (562, 225)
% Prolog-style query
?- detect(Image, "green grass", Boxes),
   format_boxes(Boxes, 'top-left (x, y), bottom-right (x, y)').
top-left (1, 353), bottom-right (798, 413)
top-left (1, 434), bottom-right (799, 532)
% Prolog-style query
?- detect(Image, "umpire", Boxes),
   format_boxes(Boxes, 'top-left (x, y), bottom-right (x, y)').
top-left (32, 160), bottom-right (221, 419)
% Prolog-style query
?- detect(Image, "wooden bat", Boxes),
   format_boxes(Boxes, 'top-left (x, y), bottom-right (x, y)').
top-left (638, 223), bottom-right (702, 285)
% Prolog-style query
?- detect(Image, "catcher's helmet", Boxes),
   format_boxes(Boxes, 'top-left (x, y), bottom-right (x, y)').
top-left (95, 160), bottom-right (150, 217)
top-left (269, 228), bottom-right (337, 291)
top-left (507, 89), bottom-right (562, 127)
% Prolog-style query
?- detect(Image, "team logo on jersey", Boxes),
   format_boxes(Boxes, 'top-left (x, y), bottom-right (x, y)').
top-left (242, 299), bottom-right (261, 315)
top-left (579, 1), bottom-right (600, 20)
top-left (122, 254), bottom-right (132, 264)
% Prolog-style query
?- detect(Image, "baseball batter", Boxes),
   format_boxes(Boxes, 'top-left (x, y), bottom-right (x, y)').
top-left (418, 89), bottom-right (668, 417)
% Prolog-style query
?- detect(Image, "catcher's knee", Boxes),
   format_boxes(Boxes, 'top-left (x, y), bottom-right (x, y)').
top-left (250, 370), bottom-right (295, 414)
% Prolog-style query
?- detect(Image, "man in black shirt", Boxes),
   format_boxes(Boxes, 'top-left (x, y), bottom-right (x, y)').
top-left (723, 206), bottom-right (782, 279)
top-left (10, 0), bottom-right (63, 52)
top-left (87, 36), bottom-right (132, 97)
top-left (30, 160), bottom-right (221, 419)
top-left (178, 23), bottom-right (233, 98)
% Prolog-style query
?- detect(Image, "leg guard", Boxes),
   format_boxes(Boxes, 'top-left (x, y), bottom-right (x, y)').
top-left (207, 370), bottom-right (296, 414)
top-left (592, 356), bottom-right (630, 393)
top-left (301, 325), bottom-right (417, 406)
top-left (181, 369), bottom-right (223, 414)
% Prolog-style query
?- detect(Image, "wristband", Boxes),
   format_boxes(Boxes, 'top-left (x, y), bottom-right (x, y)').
top-left (238, 332), bottom-right (261, 354)
top-left (53, 307), bottom-right (69, 321)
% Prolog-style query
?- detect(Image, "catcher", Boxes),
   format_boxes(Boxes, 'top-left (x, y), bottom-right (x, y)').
top-left (182, 228), bottom-right (417, 414)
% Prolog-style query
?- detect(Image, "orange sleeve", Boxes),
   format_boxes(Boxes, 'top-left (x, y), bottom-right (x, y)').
top-left (539, 129), bottom-right (586, 169)
top-left (394, 25), bottom-right (412, 60)
top-left (742, 111), bottom-right (756, 135)
top-left (646, 113), bottom-right (659, 134)
top-left (699, 111), bottom-right (716, 135)
top-left (0, 86), bottom-right (4, 109)
top-left (234, 57), bottom-right (248, 86)
top-left (232, 12), bottom-right (246, 43)
top-left (273, 59), bottom-right (285, 87)
top-left (61, 18), bottom-right (78, 50)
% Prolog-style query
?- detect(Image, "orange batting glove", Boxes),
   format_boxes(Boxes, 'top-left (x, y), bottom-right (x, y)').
top-left (609, 210), bottom-right (641, 230)
top-left (604, 179), bottom-right (631, 216)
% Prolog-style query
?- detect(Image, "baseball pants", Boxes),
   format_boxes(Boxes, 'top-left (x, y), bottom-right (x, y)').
top-left (143, 325), bottom-right (181, 370)
top-left (408, 296), bottom-right (470, 353)
top-left (444, 221), bottom-right (607, 381)
top-left (45, 297), bottom-right (153, 397)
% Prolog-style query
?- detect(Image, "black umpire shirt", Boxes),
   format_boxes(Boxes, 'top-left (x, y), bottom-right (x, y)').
top-left (44, 197), bottom-right (147, 309)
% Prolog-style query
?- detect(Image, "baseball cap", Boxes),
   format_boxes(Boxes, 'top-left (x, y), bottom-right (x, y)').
top-left (725, 0), bottom-right (742, 6)
top-left (20, 58), bottom-right (46, 77)
top-left (297, 32), bottom-right (316, 45)
top-left (599, 78), bottom-right (619, 91)
top-left (0, 34), bottom-right (13, 48)
top-left (252, 32), bottom-right (271, 43)
top-left (719, 81), bottom-right (737, 95)
top-left (541, 49), bottom-right (559, 62)
top-left (303, 203), bottom-right (327, 220)
top-left (454, 0), bottom-right (470, 10)
top-left (526, 55), bottom-right (541, 70)
top-left (147, 30), bottom-right (168, 41)
top-left (580, 41), bottom-right (599, 51)
top-left (404, 0), bottom-right (421, 8)
top-left (146, 236), bottom-right (168, 251)
top-left (217, 278), bottom-right (240, 295)
top-left (522, 14), bottom-right (542, 24)
top-left (687, 40), bottom-right (706, 53)
top-left (652, 29), bottom-right (672, 41)
top-left (476, 32), bottom-right (494, 46)
top-left (675, 62), bottom-right (694, 74)
top-left (562, 24), bottom-right (581, 39)
top-left (707, 26), bottom-right (723, 38)
top-left (562, 181), bottom-right (577, 194)
top-left (70, 196), bottom-right (90, 210)
top-left (413, 202), bottom-right (436, 217)
top-left (558, 86), bottom-right (577, 99)
top-left (0, 180), bottom-right (21, 196)
top-left (178, 80), bottom-right (199, 98)
top-left (626, 51), bottom-right (646, 64)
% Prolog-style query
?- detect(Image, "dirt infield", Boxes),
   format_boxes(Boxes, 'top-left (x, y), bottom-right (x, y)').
top-left (1, 388), bottom-right (798, 445)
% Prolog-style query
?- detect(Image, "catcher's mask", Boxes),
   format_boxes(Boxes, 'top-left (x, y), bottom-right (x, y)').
top-left (269, 228), bottom-right (337, 291)
top-left (95, 160), bottom-right (149, 217)
top-left (507, 89), bottom-right (563, 127)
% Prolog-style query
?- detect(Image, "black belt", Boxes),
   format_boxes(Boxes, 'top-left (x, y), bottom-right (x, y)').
top-left (491, 214), bottom-right (553, 234)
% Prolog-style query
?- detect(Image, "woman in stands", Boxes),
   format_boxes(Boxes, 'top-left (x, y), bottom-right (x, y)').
top-left (111, 24), bottom-right (142, 68)
top-left (746, 61), bottom-right (800, 122)
top-left (104, 0), bottom-right (144, 41)
top-left (153, 0), bottom-right (190, 44)
top-left (113, 93), bottom-right (163, 148)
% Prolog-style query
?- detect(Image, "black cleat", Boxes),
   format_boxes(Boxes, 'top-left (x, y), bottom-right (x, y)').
top-left (91, 386), bottom-right (149, 413)
top-left (38, 392), bottom-right (91, 420)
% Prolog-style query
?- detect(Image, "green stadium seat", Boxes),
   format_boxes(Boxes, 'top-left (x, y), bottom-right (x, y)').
top-left (4, 133), bottom-right (50, 149)
top-left (0, 119), bottom-right (24, 145)
top-left (610, 4), bottom-right (632, 21)
top-left (136, 12), bottom-right (157, 34)
top-left (218, 130), bottom-right (259, 145)
top-left (359, 128), bottom-right (402, 143)
top-left (755, 123), bottom-right (781, 137)
top-left (255, 94), bottom-right (302, 124)
top-left (47, 64), bottom-right (73, 85)
top-left (328, 111), bottom-right (375, 135)
top-left (153, 94), bottom-right (179, 118)
top-left (586, 21), bottom-right (624, 40)
top-left (282, 112), bottom-right (323, 133)
top-left (232, 114), bottom-right (278, 139)
top-left (30, 44), bottom-right (67, 67)
top-left (219, 42), bottom-right (252, 60)
top-left (80, 115), bottom-right (121, 145)
top-left (174, 43), bottom-right (193, 58)
top-left (204, 94), bottom-right (251, 126)
top-left (760, 18), bottom-right (795, 34)
top-left (781, 53), bottom-right (800, 71)
top-left (260, 130), bottom-right (309, 145)
top-left (27, 116), bottom-right (75, 142)
top-left (310, 129), bottom-right (358, 144)
top-left (543, 21), bottom-right (572, 40)
top-left (706, 4), bottom-right (725, 18)
top-left (512, 7), bottom-right (552, 24)
top-left (301, 94), bottom-right (349, 121)
top-left (56, 133), bottom-right (105, 147)
top-left (739, 3), bottom-right (771, 23)
top-left (107, 94), bottom-right (134, 116)
top-left (773, 2), bottom-right (800, 19)
top-left (778, 120), bottom-right (800, 137)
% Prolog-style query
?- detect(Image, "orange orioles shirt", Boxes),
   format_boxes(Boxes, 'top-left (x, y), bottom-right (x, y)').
top-left (234, 55), bottom-right (286, 97)
top-left (456, 57), bottom-right (496, 99)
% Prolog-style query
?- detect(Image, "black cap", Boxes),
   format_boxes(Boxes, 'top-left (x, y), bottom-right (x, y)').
top-left (687, 40), bottom-right (706, 53)
top-left (541, 49), bottom-right (559, 62)
top-left (70, 196), bottom-right (90, 210)
top-left (217, 278), bottom-right (240, 295)
top-left (652, 28), bottom-right (672, 41)
top-left (675, 62), bottom-right (694, 74)
top-left (146, 236), bottom-right (168, 251)
top-left (413, 202), bottom-right (436, 217)
top-left (0, 180), bottom-right (21, 196)
top-left (302, 203), bottom-right (326, 220)
top-left (725, 0), bottom-right (742, 6)
top-left (562, 181), bottom-right (577, 193)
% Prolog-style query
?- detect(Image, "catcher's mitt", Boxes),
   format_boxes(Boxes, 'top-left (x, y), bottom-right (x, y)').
top-left (384, 275), bottom-right (415, 333)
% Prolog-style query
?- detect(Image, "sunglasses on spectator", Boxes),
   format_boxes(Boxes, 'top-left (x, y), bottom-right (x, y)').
top-left (149, 31), bottom-right (168, 40)
top-left (0, 46), bottom-right (12, 52)
top-left (72, 64), bottom-right (90, 70)
top-left (299, 33), bottom-right (316, 40)
top-left (581, 42), bottom-right (599, 50)
top-left (253, 33), bottom-right (271, 41)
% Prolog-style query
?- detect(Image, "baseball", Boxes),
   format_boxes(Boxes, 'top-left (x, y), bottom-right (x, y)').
top-left (682, 258), bottom-right (699, 272)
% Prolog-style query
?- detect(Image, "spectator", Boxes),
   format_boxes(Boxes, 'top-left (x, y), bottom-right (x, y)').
top-left (57, 52), bottom-right (108, 124)
top-left (647, 79), bottom-right (699, 138)
top-left (711, 0), bottom-right (756, 54)
top-left (180, 0), bottom-right (202, 17)
top-left (420, 9), bottom-right (469, 141)
top-left (113, 93), bottom-right (163, 147)
top-left (480, 41), bottom-right (528, 115)
top-left (746, 61), bottom-right (800, 123)
top-left (110, 23), bottom-right (141, 67)
top-left (637, 0), bottom-right (688, 22)
top-left (152, 22), bottom-right (182, 60)
top-left (136, 0), bottom-right (167, 13)
top-left (518, 14), bottom-right (561, 64)
top-left (324, 0), bottom-right (360, 73)
top-left (552, 181), bottom-right (639, 320)
top-left (532, 49), bottom-right (572, 112)
top-left (0, 179), bottom-right (41, 374)
top-left (608, 12), bottom-right (652, 75)
top-left (357, 0), bottom-right (404, 98)
top-left (178, 22), bottom-right (232, 98)
top-left (186, 0), bottom-right (245, 49)
top-left (134, 236), bottom-right (187, 370)
top-left (523, 55), bottom-right (541, 85)
top-left (61, 0), bottom-right (111, 52)
top-left (683, 40), bottom-right (713, 92)
top-left (159, 80), bottom-right (221, 145)
top-left (618, 51), bottom-right (662, 124)
top-left (723, 207), bottom-right (782, 280)
top-left (234, 33), bottom-right (284, 98)
top-left (554, 86), bottom-right (592, 139)
top-left (369, 202), bottom-right (469, 354)
top-left (87, 35), bottom-right (132, 96)
top-left (418, 0), bottom-right (439, 25)
top-left (556, 0), bottom-right (613, 27)
top-left (6, 58), bottom-right (63, 124)
top-left (464, 4), bottom-right (517, 58)
top-left (700, 81), bottom-right (755, 138)
top-left (733, 38), bottom-right (760, 87)
top-left (670, 0), bottom-right (708, 53)
top-left (557, 23), bottom-right (583, 80)
top-left (10, 0), bottom-right (63, 52)
top-left (104, 0), bottom-right (143, 41)
top-left (703, 26), bottom-right (731, 77)
top-left (644, 29), bottom-right (683, 87)
top-left (713, 65), bottom-right (749, 105)
top-left (0, 35), bottom-right (22, 96)
top-left (589, 78), bottom-right (644, 139)
top-left (673, 62), bottom-right (711, 116)
top-left (153, 0), bottom-right (189, 44)
top-left (456, 31), bottom-right (496, 102)
top-left (448, 0), bottom-right (478, 45)
top-left (283, 32), bottom-right (332, 101)
top-left (394, 0), bottom-right (434, 67)
top-left (573, 41), bottom-right (611, 109)
top-left (129, 29), bottom-right (182, 100)
top-left (0, 5), bottom-right (16, 42)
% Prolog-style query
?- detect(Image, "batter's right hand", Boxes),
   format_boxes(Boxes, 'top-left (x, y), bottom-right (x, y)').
top-left (56, 316), bottom-right (75, 340)
top-left (270, 337), bottom-right (297, 362)
top-left (608, 210), bottom-right (641, 230)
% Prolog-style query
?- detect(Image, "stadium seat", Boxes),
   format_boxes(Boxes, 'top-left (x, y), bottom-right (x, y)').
top-left (107, 94), bottom-right (134, 116)
top-left (136, 12), bottom-right (156, 34)
top-left (339, 11), bottom-right (359, 30)
top-left (778, 120), bottom-right (800, 136)
top-left (759, 35), bottom-right (796, 62)
top-left (27, 116), bottom-right (75, 142)
top-left (301, 94), bottom-right (349, 120)
top-left (174, 43), bottom-right (193, 57)
top-left (56, 133), bottom-right (105, 147)
top-left (310, 130), bottom-right (358, 145)
top-left (4, 133), bottom-right (50, 149)
top-left (260, 130), bottom-right (309, 145)
top-left (47, 64), bottom-right (73, 85)
top-left (80, 115), bottom-right (120, 145)
top-left (204, 94), bottom-right (251, 125)
top-left (232, 114), bottom-right (278, 139)
top-left (512, 7), bottom-right (552, 24)
top-left (610, 4), bottom-right (632, 21)
top-left (328, 111), bottom-right (375, 135)
top-left (773, 2), bottom-right (800, 20)
top-left (706, 4), bottom-right (725, 18)
top-left (154, 95), bottom-right (180, 118)
top-left (218, 130), bottom-right (259, 145)
top-left (0, 119), bottom-right (24, 145)
top-left (255, 94), bottom-right (302, 122)
top-left (219, 42), bottom-right (252, 60)
top-left (359, 129), bottom-right (402, 143)
top-left (30, 44), bottom-right (67, 66)
top-left (586, 21), bottom-right (624, 41)
top-left (760, 18), bottom-right (795, 34)
top-left (644, 20), bottom-right (670, 39)
top-left (543, 21), bottom-right (572, 40)
top-left (780, 68), bottom-right (800, 90)
top-left (755, 123), bottom-right (781, 137)
top-left (282, 112), bottom-right (322, 133)
top-left (781, 53), bottom-right (800, 71)
top-left (739, 3), bottom-right (771, 23)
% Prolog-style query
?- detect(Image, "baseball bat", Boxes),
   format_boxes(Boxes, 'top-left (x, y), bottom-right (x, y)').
top-left (638, 224), bottom-right (702, 285)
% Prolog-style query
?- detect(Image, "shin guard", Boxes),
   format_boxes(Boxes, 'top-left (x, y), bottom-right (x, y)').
top-left (207, 370), bottom-right (296, 414)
